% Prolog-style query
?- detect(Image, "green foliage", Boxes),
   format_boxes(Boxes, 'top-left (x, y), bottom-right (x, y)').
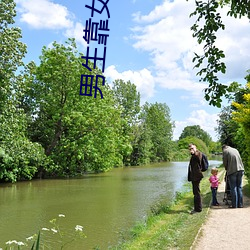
top-left (31, 231), bottom-right (40, 250)
top-left (112, 79), bottom-right (141, 166)
top-left (178, 136), bottom-right (209, 156)
top-left (209, 141), bottom-right (222, 154)
top-left (171, 148), bottom-right (190, 161)
top-left (23, 39), bottom-right (127, 175)
top-left (230, 77), bottom-right (250, 177)
top-left (130, 123), bottom-right (153, 165)
top-left (215, 72), bottom-right (250, 177)
top-left (112, 79), bottom-right (140, 123)
top-left (190, 0), bottom-right (226, 107)
top-left (189, 0), bottom-right (250, 107)
top-left (179, 125), bottom-right (212, 146)
top-left (223, 0), bottom-right (250, 19)
top-left (140, 102), bottom-right (174, 162)
top-left (216, 106), bottom-right (240, 147)
top-left (0, 0), bottom-right (27, 109)
top-left (0, 0), bottom-right (48, 182)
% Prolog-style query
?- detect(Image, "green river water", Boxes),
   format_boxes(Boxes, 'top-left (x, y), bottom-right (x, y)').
top-left (0, 160), bottom-right (221, 249)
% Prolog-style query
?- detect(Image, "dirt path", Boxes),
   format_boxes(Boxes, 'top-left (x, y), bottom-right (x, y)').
top-left (192, 174), bottom-right (250, 250)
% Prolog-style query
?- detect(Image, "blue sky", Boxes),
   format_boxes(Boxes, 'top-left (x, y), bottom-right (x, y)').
top-left (14, 0), bottom-right (250, 141)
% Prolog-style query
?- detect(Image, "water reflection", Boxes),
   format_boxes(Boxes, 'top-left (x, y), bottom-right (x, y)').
top-left (0, 160), bottom-right (221, 249)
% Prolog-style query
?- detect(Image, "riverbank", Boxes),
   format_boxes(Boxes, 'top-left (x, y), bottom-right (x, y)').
top-left (111, 170), bottom-right (221, 249)
top-left (112, 168), bottom-right (250, 250)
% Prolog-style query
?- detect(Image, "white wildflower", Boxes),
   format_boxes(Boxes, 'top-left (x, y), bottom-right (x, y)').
top-left (17, 241), bottom-right (25, 246)
top-left (75, 225), bottom-right (83, 231)
top-left (58, 214), bottom-right (65, 217)
top-left (6, 240), bottom-right (17, 245)
top-left (26, 236), bottom-right (34, 241)
top-left (51, 228), bottom-right (58, 233)
top-left (42, 227), bottom-right (50, 231)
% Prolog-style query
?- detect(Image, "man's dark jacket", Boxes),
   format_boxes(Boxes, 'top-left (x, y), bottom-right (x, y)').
top-left (188, 150), bottom-right (204, 182)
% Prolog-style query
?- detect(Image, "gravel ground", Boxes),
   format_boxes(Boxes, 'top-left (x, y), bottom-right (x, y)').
top-left (192, 174), bottom-right (250, 250)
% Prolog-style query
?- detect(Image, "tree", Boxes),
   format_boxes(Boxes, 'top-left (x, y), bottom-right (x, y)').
top-left (140, 102), bottom-right (174, 162)
top-left (216, 106), bottom-right (240, 147)
top-left (216, 72), bottom-right (250, 150)
top-left (0, 0), bottom-right (27, 109)
top-left (190, 0), bottom-right (250, 107)
top-left (0, 0), bottom-right (47, 182)
top-left (129, 122), bottom-right (153, 166)
top-left (112, 79), bottom-right (140, 165)
top-left (214, 72), bottom-right (250, 176)
top-left (179, 125), bottom-right (212, 146)
top-left (24, 39), bottom-right (127, 175)
top-left (178, 136), bottom-right (209, 156)
top-left (112, 79), bottom-right (140, 124)
top-left (230, 78), bottom-right (250, 176)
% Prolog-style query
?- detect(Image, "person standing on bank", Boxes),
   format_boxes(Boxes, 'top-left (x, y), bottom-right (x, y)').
top-left (188, 143), bottom-right (204, 214)
top-left (222, 144), bottom-right (244, 208)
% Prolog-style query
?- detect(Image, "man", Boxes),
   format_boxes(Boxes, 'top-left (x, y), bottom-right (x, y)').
top-left (188, 143), bottom-right (204, 214)
top-left (222, 144), bottom-right (244, 208)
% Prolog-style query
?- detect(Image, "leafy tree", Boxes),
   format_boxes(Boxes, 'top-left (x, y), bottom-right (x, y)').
top-left (178, 136), bottom-right (209, 156)
top-left (179, 125), bottom-right (212, 146)
top-left (0, 0), bottom-right (27, 109)
top-left (216, 106), bottom-right (239, 147)
top-left (129, 122), bottom-right (153, 166)
top-left (112, 79), bottom-right (140, 124)
top-left (189, 0), bottom-right (250, 107)
top-left (24, 39), bottom-right (127, 175)
top-left (213, 71), bottom-right (250, 178)
top-left (112, 79), bottom-right (140, 165)
top-left (0, 0), bottom-right (47, 182)
top-left (171, 141), bottom-right (190, 161)
top-left (209, 141), bottom-right (222, 155)
top-left (231, 81), bottom-right (250, 176)
top-left (216, 72), bottom-right (250, 150)
top-left (140, 102), bottom-right (174, 162)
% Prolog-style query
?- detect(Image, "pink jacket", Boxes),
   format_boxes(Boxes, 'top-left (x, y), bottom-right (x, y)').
top-left (209, 175), bottom-right (219, 188)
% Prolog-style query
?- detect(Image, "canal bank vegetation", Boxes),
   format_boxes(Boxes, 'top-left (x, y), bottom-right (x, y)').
top-left (111, 169), bottom-right (225, 250)
top-left (112, 171), bottom-right (250, 250)
top-left (0, 1), bottom-right (250, 185)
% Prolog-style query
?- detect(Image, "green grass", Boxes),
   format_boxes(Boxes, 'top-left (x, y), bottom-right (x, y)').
top-left (111, 170), bottom-right (225, 250)
top-left (243, 177), bottom-right (250, 197)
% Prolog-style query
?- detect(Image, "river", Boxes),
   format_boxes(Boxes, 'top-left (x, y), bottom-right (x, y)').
top-left (0, 160), bottom-right (221, 249)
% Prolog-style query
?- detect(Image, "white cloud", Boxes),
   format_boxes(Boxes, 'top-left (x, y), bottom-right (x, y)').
top-left (130, 0), bottom-right (205, 97)
top-left (16, 0), bottom-right (73, 29)
top-left (130, 0), bottom-right (250, 94)
top-left (64, 22), bottom-right (87, 49)
top-left (104, 65), bottom-right (155, 103)
top-left (132, 1), bottom-right (176, 23)
top-left (16, 0), bottom-right (88, 50)
top-left (173, 110), bottom-right (219, 141)
top-left (214, 7), bottom-right (250, 81)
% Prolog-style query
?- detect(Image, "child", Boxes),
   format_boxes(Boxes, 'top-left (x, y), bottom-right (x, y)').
top-left (209, 168), bottom-right (220, 206)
